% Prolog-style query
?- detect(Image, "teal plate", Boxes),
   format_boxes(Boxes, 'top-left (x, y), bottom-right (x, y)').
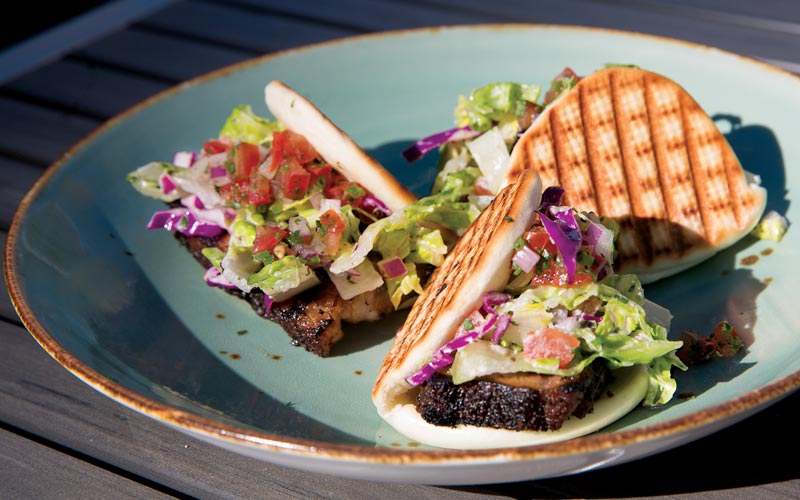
top-left (6, 25), bottom-right (800, 484)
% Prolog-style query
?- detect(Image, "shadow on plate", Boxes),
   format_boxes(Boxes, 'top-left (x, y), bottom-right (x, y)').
top-left (366, 140), bottom-right (439, 197)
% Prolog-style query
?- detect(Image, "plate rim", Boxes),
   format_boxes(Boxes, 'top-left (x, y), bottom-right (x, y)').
top-left (5, 22), bottom-right (800, 467)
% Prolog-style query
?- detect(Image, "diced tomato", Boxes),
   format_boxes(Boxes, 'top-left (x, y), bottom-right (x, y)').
top-left (711, 321), bottom-right (743, 357)
top-left (270, 130), bottom-right (318, 175)
top-left (676, 331), bottom-right (715, 365)
top-left (269, 130), bottom-right (287, 175)
top-left (307, 163), bottom-right (334, 190)
top-left (554, 67), bottom-right (580, 82)
top-left (231, 142), bottom-right (261, 178)
top-left (248, 176), bottom-right (273, 206)
top-left (676, 321), bottom-right (743, 365)
top-left (523, 328), bottom-right (580, 368)
top-left (218, 178), bottom-right (250, 207)
top-left (318, 209), bottom-right (345, 256)
top-left (524, 229), bottom-right (593, 286)
top-left (281, 162), bottom-right (312, 200)
top-left (203, 139), bottom-right (229, 154)
top-left (253, 223), bottom-right (288, 255)
top-left (283, 130), bottom-right (317, 165)
top-left (325, 181), bottom-right (366, 207)
top-left (524, 230), bottom-right (558, 256)
top-left (530, 266), bottom-right (592, 287)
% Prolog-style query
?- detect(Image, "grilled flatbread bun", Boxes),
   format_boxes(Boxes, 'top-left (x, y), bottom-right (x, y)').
top-left (503, 67), bottom-right (767, 283)
top-left (372, 170), bottom-right (649, 449)
top-left (265, 80), bottom-right (417, 212)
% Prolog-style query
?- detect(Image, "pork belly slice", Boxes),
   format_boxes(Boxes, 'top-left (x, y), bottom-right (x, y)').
top-left (173, 232), bottom-right (394, 356)
top-left (415, 361), bottom-right (613, 431)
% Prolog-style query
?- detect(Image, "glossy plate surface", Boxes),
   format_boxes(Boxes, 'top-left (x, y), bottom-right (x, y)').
top-left (6, 25), bottom-right (799, 484)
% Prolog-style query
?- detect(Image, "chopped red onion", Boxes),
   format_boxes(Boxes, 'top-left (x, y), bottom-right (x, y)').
top-left (512, 245), bottom-right (540, 274)
top-left (294, 244), bottom-right (318, 260)
top-left (320, 198), bottom-right (341, 214)
top-left (584, 220), bottom-right (614, 265)
top-left (207, 152), bottom-right (228, 168)
top-left (181, 195), bottom-right (205, 210)
top-left (491, 313), bottom-right (512, 344)
top-left (263, 294), bottom-right (274, 315)
top-left (147, 208), bottom-right (224, 238)
top-left (172, 151), bottom-right (196, 168)
top-left (378, 257), bottom-right (407, 279)
top-left (160, 173), bottom-right (177, 195)
top-left (288, 216), bottom-right (311, 240)
top-left (360, 194), bottom-right (391, 216)
top-left (309, 191), bottom-right (323, 209)
top-left (180, 196), bottom-right (234, 230)
top-left (553, 313), bottom-right (579, 333)
top-left (402, 126), bottom-right (481, 163)
top-left (203, 267), bottom-right (238, 289)
top-left (210, 166), bottom-right (228, 178)
top-left (582, 313), bottom-right (603, 323)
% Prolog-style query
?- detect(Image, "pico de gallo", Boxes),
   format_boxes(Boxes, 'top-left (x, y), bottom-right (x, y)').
top-left (125, 106), bottom-right (401, 305)
top-left (405, 186), bottom-right (687, 407)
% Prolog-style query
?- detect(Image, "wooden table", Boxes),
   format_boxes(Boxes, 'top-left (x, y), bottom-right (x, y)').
top-left (2, 1), bottom-right (798, 498)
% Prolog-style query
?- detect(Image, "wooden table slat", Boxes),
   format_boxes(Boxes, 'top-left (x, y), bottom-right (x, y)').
top-left (141, 0), bottom-right (357, 54)
top-left (75, 28), bottom-right (252, 83)
top-left (0, 426), bottom-right (174, 500)
top-left (610, 0), bottom-right (800, 26)
top-left (224, 0), bottom-right (491, 30)
top-left (0, 97), bottom-right (99, 166)
top-left (0, 159), bottom-right (43, 230)
top-left (5, 59), bottom-right (170, 120)
top-left (413, 0), bottom-right (800, 72)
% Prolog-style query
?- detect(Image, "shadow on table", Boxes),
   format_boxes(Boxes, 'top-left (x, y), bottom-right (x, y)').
top-left (454, 391), bottom-right (799, 498)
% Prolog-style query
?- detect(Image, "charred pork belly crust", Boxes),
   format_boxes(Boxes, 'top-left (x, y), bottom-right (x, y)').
top-left (415, 362), bottom-right (613, 431)
top-left (173, 232), bottom-right (394, 357)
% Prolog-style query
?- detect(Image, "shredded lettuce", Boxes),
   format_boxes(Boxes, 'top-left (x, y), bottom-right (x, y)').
top-left (247, 255), bottom-right (318, 297)
top-left (466, 128), bottom-right (510, 194)
top-left (454, 82), bottom-right (540, 132)
top-left (385, 261), bottom-right (424, 309)
top-left (602, 274), bottom-right (645, 304)
top-left (126, 162), bottom-right (184, 202)
top-left (453, 279), bottom-right (686, 406)
top-left (410, 228), bottom-right (448, 267)
top-left (751, 210), bottom-right (788, 241)
top-left (201, 247), bottom-right (225, 271)
top-left (218, 105), bottom-right (280, 145)
top-left (330, 190), bottom-right (477, 274)
top-left (221, 246), bottom-right (261, 292)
